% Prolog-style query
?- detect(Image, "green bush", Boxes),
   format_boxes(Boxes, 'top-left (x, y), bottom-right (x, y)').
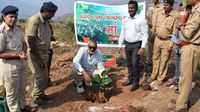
top-left (53, 16), bottom-right (75, 42)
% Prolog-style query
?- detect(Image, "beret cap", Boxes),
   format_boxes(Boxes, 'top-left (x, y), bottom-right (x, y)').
top-left (41, 2), bottom-right (58, 12)
top-left (163, 0), bottom-right (174, 4)
top-left (1, 5), bottom-right (18, 15)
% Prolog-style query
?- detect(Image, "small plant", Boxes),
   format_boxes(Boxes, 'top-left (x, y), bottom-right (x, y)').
top-left (92, 70), bottom-right (112, 90)
top-left (87, 70), bottom-right (112, 103)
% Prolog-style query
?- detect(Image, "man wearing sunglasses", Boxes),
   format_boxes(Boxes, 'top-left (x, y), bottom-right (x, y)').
top-left (73, 38), bottom-right (105, 93)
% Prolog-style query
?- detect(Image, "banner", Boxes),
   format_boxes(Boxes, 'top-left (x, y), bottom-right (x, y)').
top-left (74, 1), bottom-right (146, 47)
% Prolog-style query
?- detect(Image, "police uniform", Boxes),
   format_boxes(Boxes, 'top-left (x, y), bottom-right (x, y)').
top-left (146, 2), bottom-right (163, 65)
top-left (150, 1), bottom-right (179, 84)
top-left (25, 2), bottom-right (57, 101)
top-left (0, 6), bottom-right (28, 112)
top-left (26, 12), bottom-right (51, 99)
top-left (0, 59), bottom-right (5, 96)
top-left (176, 2), bottom-right (200, 110)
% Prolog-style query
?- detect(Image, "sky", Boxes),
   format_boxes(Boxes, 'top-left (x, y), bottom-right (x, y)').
top-left (0, 0), bottom-right (182, 17)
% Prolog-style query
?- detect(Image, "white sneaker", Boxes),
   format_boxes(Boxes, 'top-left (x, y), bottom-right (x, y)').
top-left (76, 82), bottom-right (85, 94)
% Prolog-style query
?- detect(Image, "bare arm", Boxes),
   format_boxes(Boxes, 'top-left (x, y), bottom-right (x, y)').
top-left (0, 52), bottom-right (20, 59)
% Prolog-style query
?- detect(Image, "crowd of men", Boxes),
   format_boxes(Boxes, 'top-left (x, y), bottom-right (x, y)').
top-left (118, 0), bottom-right (199, 112)
top-left (0, 0), bottom-right (199, 112)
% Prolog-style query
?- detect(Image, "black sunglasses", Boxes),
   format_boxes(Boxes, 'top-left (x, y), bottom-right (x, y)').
top-left (88, 46), bottom-right (97, 50)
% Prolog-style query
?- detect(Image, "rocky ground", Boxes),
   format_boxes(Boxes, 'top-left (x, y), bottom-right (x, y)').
top-left (25, 47), bottom-right (200, 112)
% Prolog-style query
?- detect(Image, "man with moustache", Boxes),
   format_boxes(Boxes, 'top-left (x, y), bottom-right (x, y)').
top-left (25, 2), bottom-right (58, 105)
top-left (168, 0), bottom-right (200, 111)
top-left (73, 38), bottom-right (105, 93)
top-left (146, 0), bottom-right (163, 66)
top-left (147, 0), bottom-right (179, 86)
top-left (118, 0), bottom-right (148, 92)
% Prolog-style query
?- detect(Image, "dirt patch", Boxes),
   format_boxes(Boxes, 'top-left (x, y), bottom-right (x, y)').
top-left (25, 50), bottom-right (200, 112)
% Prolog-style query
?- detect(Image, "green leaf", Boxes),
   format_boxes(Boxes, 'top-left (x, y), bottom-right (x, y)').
top-left (100, 78), bottom-right (112, 87)
top-left (100, 70), bottom-right (109, 78)
top-left (92, 74), bottom-right (101, 83)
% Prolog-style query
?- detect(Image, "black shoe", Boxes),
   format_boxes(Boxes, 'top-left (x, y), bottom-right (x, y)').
top-left (48, 80), bottom-right (57, 87)
top-left (21, 105), bottom-right (31, 112)
top-left (146, 63), bottom-right (152, 66)
top-left (39, 94), bottom-right (52, 101)
top-left (33, 97), bottom-right (45, 106)
top-left (130, 84), bottom-right (139, 92)
top-left (121, 81), bottom-right (132, 86)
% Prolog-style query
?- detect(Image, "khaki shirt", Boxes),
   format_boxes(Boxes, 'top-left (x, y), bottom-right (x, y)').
top-left (147, 3), bottom-right (163, 28)
top-left (25, 13), bottom-right (51, 51)
top-left (182, 2), bottom-right (200, 44)
top-left (0, 22), bottom-right (25, 53)
top-left (156, 10), bottom-right (179, 39)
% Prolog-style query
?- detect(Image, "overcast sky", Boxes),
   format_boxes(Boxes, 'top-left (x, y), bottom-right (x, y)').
top-left (0, 0), bottom-right (182, 17)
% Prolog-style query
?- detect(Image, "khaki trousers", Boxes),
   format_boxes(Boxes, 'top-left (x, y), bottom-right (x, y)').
top-left (0, 59), bottom-right (5, 96)
top-left (1, 60), bottom-right (28, 112)
top-left (176, 45), bottom-right (200, 109)
top-left (27, 50), bottom-right (49, 97)
top-left (150, 37), bottom-right (172, 82)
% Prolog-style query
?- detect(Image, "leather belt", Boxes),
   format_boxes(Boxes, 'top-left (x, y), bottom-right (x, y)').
top-left (179, 40), bottom-right (200, 46)
top-left (124, 41), bottom-right (142, 44)
top-left (157, 36), bottom-right (171, 40)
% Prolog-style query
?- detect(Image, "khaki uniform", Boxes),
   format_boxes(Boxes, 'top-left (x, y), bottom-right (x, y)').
top-left (176, 3), bottom-right (200, 109)
top-left (150, 10), bottom-right (179, 83)
top-left (0, 59), bottom-right (5, 96)
top-left (0, 22), bottom-right (28, 112)
top-left (25, 13), bottom-right (51, 97)
top-left (146, 3), bottom-right (163, 64)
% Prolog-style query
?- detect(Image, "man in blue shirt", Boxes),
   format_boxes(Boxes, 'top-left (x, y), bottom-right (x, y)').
top-left (73, 38), bottom-right (105, 93)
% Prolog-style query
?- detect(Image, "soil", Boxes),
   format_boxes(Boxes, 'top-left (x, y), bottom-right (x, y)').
top-left (26, 48), bottom-right (200, 112)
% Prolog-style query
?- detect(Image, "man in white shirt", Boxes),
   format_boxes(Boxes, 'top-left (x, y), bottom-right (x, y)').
top-left (118, 0), bottom-right (148, 92)
top-left (73, 38), bottom-right (105, 93)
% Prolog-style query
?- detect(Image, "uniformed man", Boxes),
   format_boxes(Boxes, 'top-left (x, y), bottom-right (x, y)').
top-left (0, 5), bottom-right (30, 112)
top-left (146, 0), bottom-right (163, 66)
top-left (148, 0), bottom-right (179, 86)
top-left (25, 2), bottom-right (58, 105)
top-left (0, 59), bottom-right (5, 96)
top-left (167, 3), bottom-right (192, 91)
top-left (168, 0), bottom-right (200, 111)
